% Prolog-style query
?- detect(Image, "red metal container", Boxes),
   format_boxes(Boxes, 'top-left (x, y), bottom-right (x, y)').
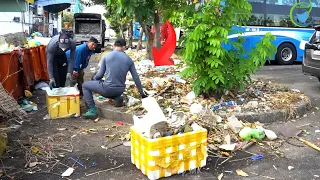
top-left (29, 47), bottom-right (42, 81)
top-left (21, 48), bottom-right (35, 90)
top-left (39, 45), bottom-right (49, 81)
top-left (0, 50), bottom-right (24, 99)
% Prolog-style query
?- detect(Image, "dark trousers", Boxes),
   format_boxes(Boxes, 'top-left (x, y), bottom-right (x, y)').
top-left (77, 69), bottom-right (84, 96)
top-left (83, 80), bottom-right (124, 109)
top-left (52, 49), bottom-right (68, 88)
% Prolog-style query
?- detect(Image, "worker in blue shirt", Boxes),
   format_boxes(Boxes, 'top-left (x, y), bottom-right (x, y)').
top-left (66, 37), bottom-right (98, 96)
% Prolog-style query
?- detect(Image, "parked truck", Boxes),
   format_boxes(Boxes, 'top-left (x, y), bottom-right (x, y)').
top-left (73, 13), bottom-right (106, 53)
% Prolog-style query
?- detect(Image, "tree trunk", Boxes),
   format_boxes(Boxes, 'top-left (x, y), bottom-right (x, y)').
top-left (128, 20), bottom-right (133, 48)
top-left (142, 23), bottom-right (154, 60)
top-left (122, 24), bottom-right (126, 40)
top-left (154, 9), bottom-right (161, 49)
top-left (119, 26), bottom-right (123, 38)
top-left (136, 27), bottom-right (143, 51)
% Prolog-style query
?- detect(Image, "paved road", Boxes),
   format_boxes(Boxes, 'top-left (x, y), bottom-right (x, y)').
top-left (3, 64), bottom-right (320, 180)
top-left (253, 64), bottom-right (320, 107)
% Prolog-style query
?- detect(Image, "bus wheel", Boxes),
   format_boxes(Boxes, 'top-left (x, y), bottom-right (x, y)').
top-left (276, 43), bottom-right (297, 65)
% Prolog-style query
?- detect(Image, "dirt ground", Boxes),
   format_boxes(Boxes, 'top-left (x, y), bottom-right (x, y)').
top-left (2, 88), bottom-right (135, 180)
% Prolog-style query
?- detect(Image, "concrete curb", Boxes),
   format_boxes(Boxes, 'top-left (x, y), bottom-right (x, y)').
top-left (96, 103), bottom-right (134, 124)
top-left (96, 101), bottom-right (311, 124)
top-left (234, 101), bottom-right (310, 123)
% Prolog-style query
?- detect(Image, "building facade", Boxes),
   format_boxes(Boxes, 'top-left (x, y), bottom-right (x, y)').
top-left (0, 0), bottom-right (72, 37)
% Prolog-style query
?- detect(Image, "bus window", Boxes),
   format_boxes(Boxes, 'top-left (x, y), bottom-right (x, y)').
top-left (266, 14), bottom-right (291, 27)
top-left (300, 0), bottom-right (320, 8)
top-left (248, 0), bottom-right (264, 2)
top-left (248, 13), bottom-right (264, 26)
top-left (266, 0), bottom-right (297, 6)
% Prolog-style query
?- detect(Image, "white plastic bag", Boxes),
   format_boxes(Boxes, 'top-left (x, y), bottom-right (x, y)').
top-left (133, 97), bottom-right (167, 138)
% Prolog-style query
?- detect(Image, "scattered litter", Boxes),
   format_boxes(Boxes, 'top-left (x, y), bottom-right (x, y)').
top-left (8, 125), bottom-right (21, 130)
top-left (94, 118), bottom-right (100, 123)
top-left (219, 144), bottom-right (236, 151)
top-left (239, 127), bottom-right (265, 141)
top-left (315, 130), bottom-right (320, 133)
top-left (291, 89), bottom-right (300, 93)
top-left (288, 166), bottom-right (294, 170)
top-left (236, 169), bottom-right (249, 177)
top-left (24, 90), bottom-right (33, 98)
top-left (224, 171), bottom-right (233, 173)
top-left (43, 114), bottom-right (50, 120)
top-left (28, 162), bottom-right (41, 167)
top-left (57, 128), bottom-right (67, 131)
top-left (70, 157), bottom-right (85, 167)
top-left (190, 103), bottom-right (203, 114)
top-left (218, 173), bottom-right (223, 180)
top-left (85, 164), bottom-right (124, 177)
top-left (315, 175), bottom-right (319, 178)
top-left (273, 165), bottom-right (277, 170)
top-left (117, 121), bottom-right (124, 126)
top-left (123, 141), bottom-right (131, 147)
top-left (89, 129), bottom-right (98, 133)
top-left (91, 162), bottom-right (97, 167)
top-left (61, 167), bottom-right (74, 177)
top-left (120, 134), bottom-right (131, 141)
top-left (264, 129), bottom-right (277, 140)
top-left (251, 154), bottom-right (264, 161)
top-left (227, 115), bottom-right (243, 133)
top-left (106, 134), bottom-right (116, 138)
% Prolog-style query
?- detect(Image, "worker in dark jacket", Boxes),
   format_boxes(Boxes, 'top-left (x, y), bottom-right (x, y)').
top-left (82, 38), bottom-right (147, 119)
top-left (66, 37), bottom-right (98, 96)
top-left (46, 31), bottom-right (76, 89)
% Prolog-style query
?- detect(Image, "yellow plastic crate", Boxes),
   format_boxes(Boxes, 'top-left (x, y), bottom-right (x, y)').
top-left (46, 87), bottom-right (80, 119)
top-left (130, 126), bottom-right (208, 180)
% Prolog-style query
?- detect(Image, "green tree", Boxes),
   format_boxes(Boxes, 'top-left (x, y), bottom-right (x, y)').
top-left (170, 0), bottom-right (277, 96)
top-left (61, 12), bottom-right (74, 25)
top-left (105, 0), bottom-right (155, 59)
top-left (61, 12), bottom-right (74, 27)
top-left (100, 0), bottom-right (187, 59)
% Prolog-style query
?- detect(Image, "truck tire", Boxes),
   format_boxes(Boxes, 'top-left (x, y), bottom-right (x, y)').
top-left (276, 43), bottom-right (297, 65)
top-left (95, 45), bottom-right (102, 53)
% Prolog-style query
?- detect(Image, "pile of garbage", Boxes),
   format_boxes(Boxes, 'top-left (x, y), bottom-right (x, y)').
top-left (0, 32), bottom-right (51, 53)
top-left (95, 50), bottom-right (310, 153)
top-left (122, 54), bottom-right (310, 120)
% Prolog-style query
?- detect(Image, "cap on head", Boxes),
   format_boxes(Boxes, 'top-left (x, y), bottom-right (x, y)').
top-left (58, 34), bottom-right (70, 50)
top-left (114, 38), bottom-right (126, 47)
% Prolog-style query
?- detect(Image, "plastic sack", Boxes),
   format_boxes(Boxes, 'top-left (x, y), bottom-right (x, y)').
top-left (133, 96), bottom-right (167, 138)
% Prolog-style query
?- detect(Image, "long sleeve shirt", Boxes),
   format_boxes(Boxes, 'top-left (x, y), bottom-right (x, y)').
top-left (93, 50), bottom-right (145, 96)
top-left (46, 35), bottom-right (76, 79)
top-left (65, 43), bottom-right (94, 72)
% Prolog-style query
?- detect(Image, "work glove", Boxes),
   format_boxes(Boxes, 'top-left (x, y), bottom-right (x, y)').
top-left (49, 78), bottom-right (56, 90)
top-left (72, 71), bottom-right (78, 79)
top-left (65, 73), bottom-right (72, 87)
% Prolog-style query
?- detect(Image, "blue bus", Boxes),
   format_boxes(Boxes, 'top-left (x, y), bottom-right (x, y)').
top-left (227, 0), bottom-right (319, 65)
